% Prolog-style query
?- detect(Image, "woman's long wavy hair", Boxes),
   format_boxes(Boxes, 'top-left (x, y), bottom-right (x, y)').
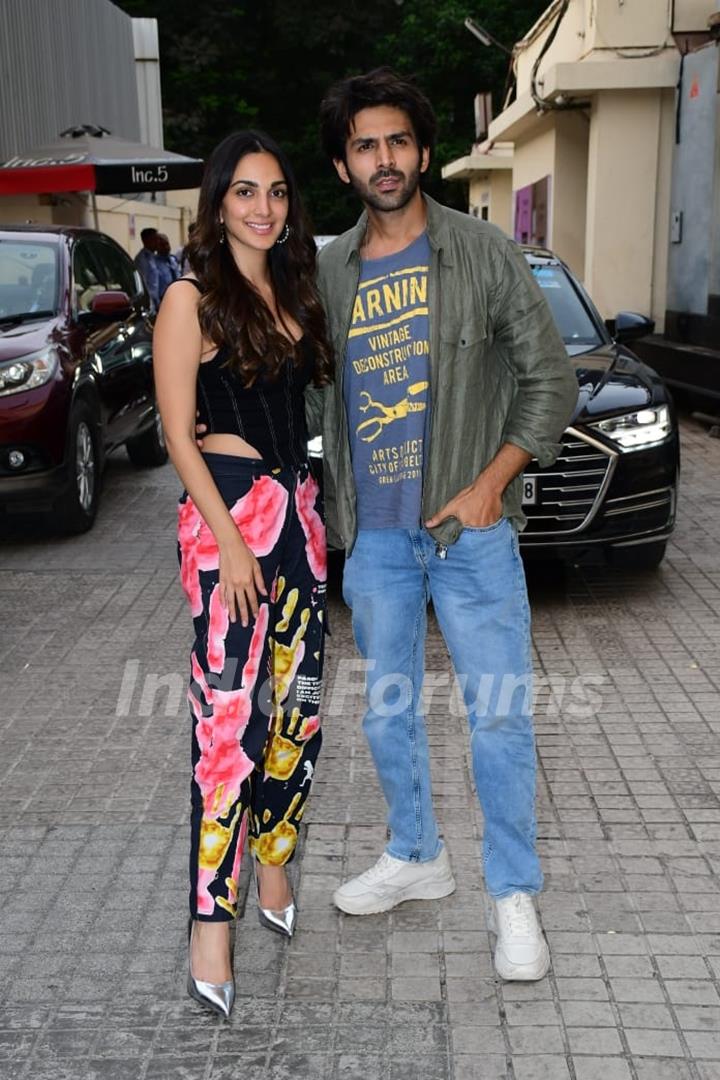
top-left (187, 130), bottom-right (332, 387)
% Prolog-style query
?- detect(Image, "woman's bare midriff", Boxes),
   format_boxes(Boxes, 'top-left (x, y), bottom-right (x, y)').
top-left (201, 433), bottom-right (263, 459)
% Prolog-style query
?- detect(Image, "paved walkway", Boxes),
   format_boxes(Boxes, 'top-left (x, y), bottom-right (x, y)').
top-left (1, 416), bottom-right (719, 1080)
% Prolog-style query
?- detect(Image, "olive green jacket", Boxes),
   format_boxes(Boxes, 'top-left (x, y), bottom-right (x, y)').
top-left (306, 194), bottom-right (578, 554)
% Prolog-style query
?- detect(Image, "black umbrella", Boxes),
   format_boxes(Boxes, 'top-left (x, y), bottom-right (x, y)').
top-left (0, 124), bottom-right (203, 196)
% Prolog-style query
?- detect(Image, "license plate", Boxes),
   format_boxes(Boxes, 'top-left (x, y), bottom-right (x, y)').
top-left (521, 475), bottom-right (538, 505)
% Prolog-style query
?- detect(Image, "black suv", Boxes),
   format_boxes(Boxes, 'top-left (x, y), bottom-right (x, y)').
top-left (522, 250), bottom-right (679, 569)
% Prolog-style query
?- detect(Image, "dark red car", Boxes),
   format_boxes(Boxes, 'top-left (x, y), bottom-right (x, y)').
top-left (0, 225), bottom-right (166, 532)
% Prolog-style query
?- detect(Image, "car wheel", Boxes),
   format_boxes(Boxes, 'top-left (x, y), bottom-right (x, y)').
top-left (606, 540), bottom-right (667, 570)
top-left (126, 400), bottom-right (168, 467)
top-left (56, 403), bottom-right (101, 534)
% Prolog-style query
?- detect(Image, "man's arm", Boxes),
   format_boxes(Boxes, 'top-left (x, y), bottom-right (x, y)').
top-left (491, 240), bottom-right (578, 467)
top-left (426, 238), bottom-right (577, 530)
top-left (425, 443), bottom-right (531, 529)
top-left (304, 383), bottom-right (325, 439)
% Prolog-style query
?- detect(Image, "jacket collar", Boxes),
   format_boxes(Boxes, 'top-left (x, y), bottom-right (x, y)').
top-left (343, 192), bottom-right (453, 267)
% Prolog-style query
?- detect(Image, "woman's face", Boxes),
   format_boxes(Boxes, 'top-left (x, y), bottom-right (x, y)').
top-left (220, 151), bottom-right (289, 254)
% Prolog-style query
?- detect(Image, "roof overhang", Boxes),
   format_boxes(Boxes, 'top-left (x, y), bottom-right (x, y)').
top-left (489, 55), bottom-right (680, 141)
top-left (442, 152), bottom-right (514, 181)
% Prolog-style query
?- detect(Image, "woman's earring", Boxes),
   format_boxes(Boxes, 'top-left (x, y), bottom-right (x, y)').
top-left (275, 223), bottom-right (291, 246)
top-left (219, 221), bottom-right (226, 245)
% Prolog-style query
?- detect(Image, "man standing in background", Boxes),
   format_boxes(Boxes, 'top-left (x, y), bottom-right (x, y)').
top-left (155, 232), bottom-right (180, 302)
top-left (134, 226), bottom-right (160, 310)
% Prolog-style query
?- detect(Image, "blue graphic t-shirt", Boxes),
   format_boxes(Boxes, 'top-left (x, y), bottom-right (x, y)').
top-left (343, 232), bottom-right (431, 529)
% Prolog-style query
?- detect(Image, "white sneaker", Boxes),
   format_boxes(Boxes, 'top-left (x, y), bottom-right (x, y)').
top-left (333, 847), bottom-right (456, 915)
top-left (488, 892), bottom-right (550, 981)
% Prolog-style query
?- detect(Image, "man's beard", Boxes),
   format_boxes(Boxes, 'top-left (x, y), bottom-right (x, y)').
top-left (345, 163), bottom-right (422, 213)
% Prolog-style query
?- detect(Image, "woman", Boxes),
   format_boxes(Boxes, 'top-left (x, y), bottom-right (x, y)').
top-left (153, 131), bottom-right (331, 1019)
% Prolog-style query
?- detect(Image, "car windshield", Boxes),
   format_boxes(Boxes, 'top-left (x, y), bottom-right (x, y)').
top-left (529, 262), bottom-right (603, 353)
top-left (0, 239), bottom-right (59, 320)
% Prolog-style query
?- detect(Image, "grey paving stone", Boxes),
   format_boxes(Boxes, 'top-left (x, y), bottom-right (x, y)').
top-left (624, 1027), bottom-right (686, 1057)
top-left (673, 1004), bottom-right (720, 1031)
top-left (512, 1057), bottom-right (572, 1080)
top-left (388, 1057), bottom-right (450, 1080)
top-left (334, 1054), bottom-right (385, 1079)
top-left (616, 1002), bottom-right (676, 1029)
top-left (685, 1030), bottom-right (720, 1058)
top-left (453, 1055), bottom-right (509, 1079)
top-left (451, 1026), bottom-right (505, 1054)
top-left (390, 976), bottom-right (442, 1001)
top-left (696, 1065), bottom-right (720, 1080)
top-left (573, 1059), bottom-right (632, 1080)
top-left (665, 979), bottom-right (720, 1005)
top-left (609, 977), bottom-right (665, 1003)
top-left (507, 1026), bottom-right (566, 1055)
top-left (560, 1000), bottom-right (616, 1027)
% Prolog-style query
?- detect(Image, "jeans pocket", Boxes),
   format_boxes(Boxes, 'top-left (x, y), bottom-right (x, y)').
top-left (461, 516), bottom-right (506, 534)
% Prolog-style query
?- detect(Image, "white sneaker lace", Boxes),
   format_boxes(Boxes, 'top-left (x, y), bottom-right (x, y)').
top-left (498, 893), bottom-right (535, 938)
top-left (359, 852), bottom-right (397, 884)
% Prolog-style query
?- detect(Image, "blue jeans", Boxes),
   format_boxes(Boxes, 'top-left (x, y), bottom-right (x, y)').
top-left (342, 519), bottom-right (543, 898)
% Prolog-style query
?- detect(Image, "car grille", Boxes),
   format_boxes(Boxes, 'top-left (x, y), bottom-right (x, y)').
top-left (522, 426), bottom-right (617, 536)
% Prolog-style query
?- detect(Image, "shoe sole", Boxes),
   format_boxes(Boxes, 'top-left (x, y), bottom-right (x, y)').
top-left (493, 940), bottom-right (551, 981)
top-left (333, 873), bottom-right (456, 915)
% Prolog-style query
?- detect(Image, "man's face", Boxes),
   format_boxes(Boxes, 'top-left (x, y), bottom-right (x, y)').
top-left (334, 106), bottom-right (429, 213)
top-left (156, 233), bottom-right (171, 256)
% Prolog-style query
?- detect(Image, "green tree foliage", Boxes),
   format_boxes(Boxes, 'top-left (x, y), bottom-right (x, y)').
top-left (120, 0), bottom-right (547, 231)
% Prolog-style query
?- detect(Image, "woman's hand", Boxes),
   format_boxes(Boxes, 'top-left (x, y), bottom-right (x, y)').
top-left (218, 533), bottom-right (267, 626)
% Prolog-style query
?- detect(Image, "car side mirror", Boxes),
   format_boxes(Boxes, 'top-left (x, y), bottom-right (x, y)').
top-left (609, 311), bottom-right (655, 345)
top-left (83, 291), bottom-right (133, 321)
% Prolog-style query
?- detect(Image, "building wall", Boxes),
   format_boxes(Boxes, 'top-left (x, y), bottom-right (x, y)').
top-left (0, 0), bottom-right (141, 160)
top-left (651, 87), bottom-right (676, 331)
top-left (551, 111), bottom-right (589, 278)
top-left (511, 122), bottom-right (556, 193)
top-left (584, 88), bottom-right (667, 321)
top-left (673, 0), bottom-right (718, 31)
top-left (490, 172), bottom-right (513, 237)
top-left (0, 191), bottom-right (195, 258)
top-left (468, 172), bottom-right (513, 236)
top-left (666, 42), bottom-right (719, 314)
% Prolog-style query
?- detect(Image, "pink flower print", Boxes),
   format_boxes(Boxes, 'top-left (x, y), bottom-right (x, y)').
top-left (294, 474), bottom-right (326, 582)
top-left (178, 497), bottom-right (205, 617)
top-left (207, 585), bottom-right (229, 674)
top-left (178, 477), bottom-right (288, 616)
top-left (194, 604), bottom-right (269, 820)
top-left (229, 474), bottom-right (289, 556)
top-left (196, 866), bottom-right (215, 916)
top-left (298, 714), bottom-right (320, 741)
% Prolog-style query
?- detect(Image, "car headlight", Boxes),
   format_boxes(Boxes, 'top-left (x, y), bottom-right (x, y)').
top-left (0, 348), bottom-right (59, 397)
top-left (591, 405), bottom-right (672, 451)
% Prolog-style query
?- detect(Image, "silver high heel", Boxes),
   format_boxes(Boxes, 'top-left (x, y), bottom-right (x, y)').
top-left (187, 917), bottom-right (235, 1019)
top-left (254, 862), bottom-right (297, 938)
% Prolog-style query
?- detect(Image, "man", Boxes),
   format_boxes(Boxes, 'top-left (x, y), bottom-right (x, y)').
top-left (155, 232), bottom-right (180, 302)
top-left (134, 226), bottom-right (160, 310)
top-left (310, 68), bottom-right (578, 981)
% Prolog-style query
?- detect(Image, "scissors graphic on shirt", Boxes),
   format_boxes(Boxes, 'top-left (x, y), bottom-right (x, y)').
top-left (356, 381), bottom-right (429, 443)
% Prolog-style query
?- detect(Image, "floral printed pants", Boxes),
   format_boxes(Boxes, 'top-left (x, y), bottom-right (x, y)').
top-left (178, 453), bottom-right (326, 921)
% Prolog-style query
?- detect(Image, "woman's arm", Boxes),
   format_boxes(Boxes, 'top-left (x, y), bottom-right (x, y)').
top-left (153, 283), bottom-right (266, 625)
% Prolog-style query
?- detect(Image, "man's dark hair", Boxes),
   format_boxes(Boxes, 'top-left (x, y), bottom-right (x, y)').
top-left (319, 67), bottom-right (437, 163)
top-left (140, 227), bottom-right (158, 244)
